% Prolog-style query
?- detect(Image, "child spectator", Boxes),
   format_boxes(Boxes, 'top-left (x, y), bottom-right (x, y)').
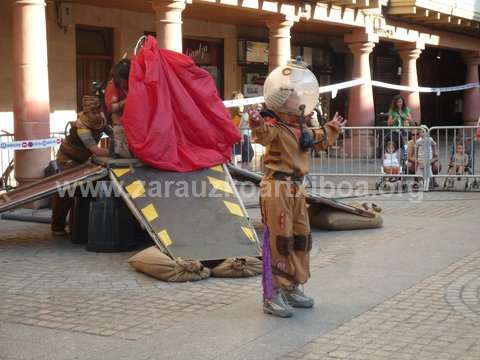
top-left (415, 126), bottom-right (441, 182)
top-left (449, 143), bottom-right (469, 176)
top-left (383, 141), bottom-right (401, 180)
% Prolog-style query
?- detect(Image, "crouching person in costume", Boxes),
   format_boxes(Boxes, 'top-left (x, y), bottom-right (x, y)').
top-left (248, 60), bottom-right (346, 318)
top-left (51, 96), bottom-right (111, 236)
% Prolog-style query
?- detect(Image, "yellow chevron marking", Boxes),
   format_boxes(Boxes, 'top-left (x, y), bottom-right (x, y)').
top-left (242, 226), bottom-right (256, 243)
top-left (126, 180), bottom-right (145, 199)
top-left (223, 200), bottom-right (244, 217)
top-left (158, 229), bottom-right (173, 247)
top-left (210, 165), bottom-right (224, 173)
top-left (208, 176), bottom-right (233, 194)
top-left (141, 204), bottom-right (158, 222)
top-left (112, 168), bottom-right (130, 178)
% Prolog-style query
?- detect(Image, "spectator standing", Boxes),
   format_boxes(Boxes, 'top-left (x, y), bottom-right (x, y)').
top-left (239, 109), bottom-right (254, 168)
top-left (415, 126), bottom-right (441, 186)
top-left (229, 91), bottom-right (244, 128)
top-left (388, 95), bottom-right (412, 127)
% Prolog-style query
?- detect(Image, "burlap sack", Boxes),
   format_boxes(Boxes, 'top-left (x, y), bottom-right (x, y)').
top-left (211, 257), bottom-right (262, 278)
top-left (128, 246), bottom-right (210, 282)
top-left (308, 205), bottom-right (383, 231)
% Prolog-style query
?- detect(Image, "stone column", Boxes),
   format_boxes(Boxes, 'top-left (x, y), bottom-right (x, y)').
top-left (12, 0), bottom-right (51, 186)
top-left (346, 42), bottom-right (376, 128)
top-left (397, 45), bottom-right (423, 125)
top-left (265, 16), bottom-right (295, 72)
top-left (344, 30), bottom-right (377, 158)
top-left (462, 51), bottom-right (480, 127)
top-left (152, 0), bottom-right (186, 52)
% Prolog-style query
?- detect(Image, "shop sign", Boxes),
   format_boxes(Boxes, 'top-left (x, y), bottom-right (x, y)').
top-left (183, 39), bottom-right (222, 66)
top-left (246, 41), bottom-right (269, 63)
top-left (374, 27), bottom-right (394, 38)
top-left (372, 16), bottom-right (394, 38)
top-left (185, 43), bottom-right (210, 64)
top-left (243, 84), bottom-right (263, 98)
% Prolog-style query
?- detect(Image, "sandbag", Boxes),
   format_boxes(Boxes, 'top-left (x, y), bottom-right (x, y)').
top-left (128, 246), bottom-right (210, 282)
top-left (211, 257), bottom-right (262, 278)
top-left (308, 205), bottom-right (383, 231)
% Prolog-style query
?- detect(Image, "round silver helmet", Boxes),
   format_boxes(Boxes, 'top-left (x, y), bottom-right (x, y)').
top-left (263, 59), bottom-right (319, 116)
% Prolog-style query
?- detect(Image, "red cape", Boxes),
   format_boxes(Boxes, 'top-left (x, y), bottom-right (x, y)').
top-left (122, 36), bottom-right (240, 172)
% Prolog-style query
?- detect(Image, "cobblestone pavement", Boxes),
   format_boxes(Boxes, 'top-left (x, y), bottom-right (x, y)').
top-left (0, 220), bottom-right (341, 341)
top-left (281, 250), bottom-right (480, 360)
top-left (1, 191), bottom-right (479, 356)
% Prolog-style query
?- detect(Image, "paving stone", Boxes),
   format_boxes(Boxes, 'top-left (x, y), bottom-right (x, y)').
top-left (278, 249), bottom-right (480, 360)
top-left (2, 192), bottom-right (480, 359)
top-left (0, 213), bottom-right (349, 342)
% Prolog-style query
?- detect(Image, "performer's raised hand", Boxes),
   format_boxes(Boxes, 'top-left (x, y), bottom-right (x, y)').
top-left (304, 111), bottom-right (314, 122)
top-left (329, 112), bottom-right (347, 130)
top-left (247, 106), bottom-right (264, 127)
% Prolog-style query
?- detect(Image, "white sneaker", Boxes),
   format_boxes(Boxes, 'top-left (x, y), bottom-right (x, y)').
top-left (283, 286), bottom-right (314, 308)
top-left (263, 292), bottom-right (294, 318)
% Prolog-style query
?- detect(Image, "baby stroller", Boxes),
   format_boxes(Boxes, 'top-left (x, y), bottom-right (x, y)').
top-left (375, 137), bottom-right (408, 192)
top-left (443, 134), bottom-right (478, 190)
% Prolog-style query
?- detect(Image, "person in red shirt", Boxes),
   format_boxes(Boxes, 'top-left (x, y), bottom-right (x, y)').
top-left (104, 59), bottom-right (132, 158)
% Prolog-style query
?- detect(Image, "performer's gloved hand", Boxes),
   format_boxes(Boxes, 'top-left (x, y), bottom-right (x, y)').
top-left (328, 112), bottom-right (347, 131)
top-left (104, 125), bottom-right (114, 137)
top-left (247, 107), bottom-right (264, 127)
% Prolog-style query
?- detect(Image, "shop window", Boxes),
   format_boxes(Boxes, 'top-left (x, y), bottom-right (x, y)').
top-left (183, 38), bottom-right (224, 98)
top-left (238, 40), bottom-right (269, 98)
top-left (143, 32), bottom-right (224, 98)
top-left (238, 40), bottom-right (335, 110)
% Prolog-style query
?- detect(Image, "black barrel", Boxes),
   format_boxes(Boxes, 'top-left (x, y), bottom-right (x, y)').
top-left (70, 192), bottom-right (91, 244)
top-left (86, 180), bottom-right (137, 252)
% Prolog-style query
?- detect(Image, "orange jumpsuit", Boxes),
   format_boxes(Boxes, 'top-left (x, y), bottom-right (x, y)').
top-left (251, 116), bottom-right (340, 291)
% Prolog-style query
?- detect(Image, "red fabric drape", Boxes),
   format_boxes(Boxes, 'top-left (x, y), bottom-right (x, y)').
top-left (122, 36), bottom-right (240, 172)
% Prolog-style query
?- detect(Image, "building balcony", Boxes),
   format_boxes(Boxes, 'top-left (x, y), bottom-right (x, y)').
top-left (388, 0), bottom-right (480, 34)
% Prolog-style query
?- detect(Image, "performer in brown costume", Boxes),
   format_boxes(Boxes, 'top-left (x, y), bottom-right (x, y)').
top-left (248, 60), bottom-right (346, 317)
top-left (51, 95), bottom-right (110, 236)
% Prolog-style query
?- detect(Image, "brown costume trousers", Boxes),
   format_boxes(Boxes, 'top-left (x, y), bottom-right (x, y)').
top-left (260, 178), bottom-right (312, 290)
top-left (50, 152), bottom-right (80, 232)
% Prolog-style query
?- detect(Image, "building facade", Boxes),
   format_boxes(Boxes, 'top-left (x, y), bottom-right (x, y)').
top-left (1, 0), bottom-right (479, 183)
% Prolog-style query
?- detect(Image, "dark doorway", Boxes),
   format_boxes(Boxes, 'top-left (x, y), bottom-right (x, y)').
top-left (76, 26), bottom-right (113, 111)
top-left (418, 48), bottom-right (465, 126)
top-left (372, 42), bottom-right (401, 124)
top-left (330, 51), bottom-right (348, 118)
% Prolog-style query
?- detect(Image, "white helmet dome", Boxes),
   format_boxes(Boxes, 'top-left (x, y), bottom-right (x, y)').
top-left (263, 58), bottom-right (319, 116)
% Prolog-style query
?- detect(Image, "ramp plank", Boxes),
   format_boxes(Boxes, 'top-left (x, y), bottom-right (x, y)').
top-left (0, 163), bottom-right (107, 214)
top-left (227, 164), bottom-right (375, 218)
top-left (110, 165), bottom-right (260, 261)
